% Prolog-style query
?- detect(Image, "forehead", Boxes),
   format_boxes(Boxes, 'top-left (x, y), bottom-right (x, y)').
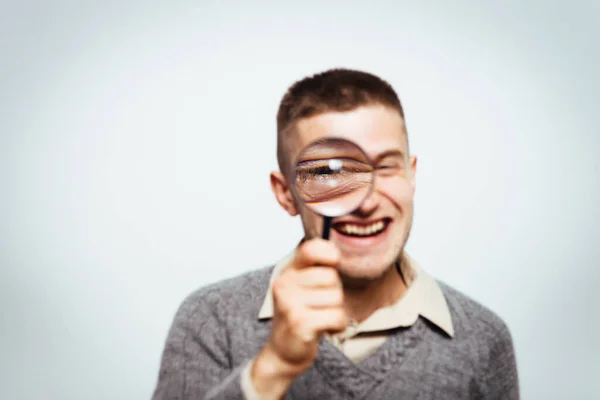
top-left (290, 105), bottom-right (407, 164)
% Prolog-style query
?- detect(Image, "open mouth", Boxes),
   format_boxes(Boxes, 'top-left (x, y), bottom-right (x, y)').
top-left (332, 218), bottom-right (391, 238)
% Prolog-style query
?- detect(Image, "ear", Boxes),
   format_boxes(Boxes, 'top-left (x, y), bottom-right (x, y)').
top-left (409, 155), bottom-right (417, 191)
top-left (270, 171), bottom-right (299, 216)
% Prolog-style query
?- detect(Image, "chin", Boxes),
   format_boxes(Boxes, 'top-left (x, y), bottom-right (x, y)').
top-left (328, 242), bottom-right (404, 289)
top-left (338, 261), bottom-right (393, 288)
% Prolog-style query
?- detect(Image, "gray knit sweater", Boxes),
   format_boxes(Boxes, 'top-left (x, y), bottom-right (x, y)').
top-left (152, 266), bottom-right (519, 399)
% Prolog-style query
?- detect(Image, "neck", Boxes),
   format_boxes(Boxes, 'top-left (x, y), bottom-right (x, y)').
top-left (341, 261), bottom-right (408, 323)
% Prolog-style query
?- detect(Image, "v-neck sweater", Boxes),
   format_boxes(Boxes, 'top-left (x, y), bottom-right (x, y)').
top-left (152, 266), bottom-right (519, 399)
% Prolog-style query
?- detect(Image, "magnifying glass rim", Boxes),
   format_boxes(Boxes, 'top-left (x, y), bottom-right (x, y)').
top-left (292, 137), bottom-right (376, 217)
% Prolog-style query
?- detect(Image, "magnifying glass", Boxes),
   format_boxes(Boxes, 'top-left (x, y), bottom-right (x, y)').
top-left (293, 138), bottom-right (375, 239)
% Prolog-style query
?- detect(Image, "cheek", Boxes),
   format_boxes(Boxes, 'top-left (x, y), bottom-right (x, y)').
top-left (298, 206), bottom-right (322, 236)
top-left (378, 176), bottom-right (414, 212)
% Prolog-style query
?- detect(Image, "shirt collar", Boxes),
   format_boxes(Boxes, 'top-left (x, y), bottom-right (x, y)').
top-left (258, 251), bottom-right (454, 338)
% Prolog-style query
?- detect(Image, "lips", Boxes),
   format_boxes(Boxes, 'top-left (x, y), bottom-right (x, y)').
top-left (332, 218), bottom-right (391, 237)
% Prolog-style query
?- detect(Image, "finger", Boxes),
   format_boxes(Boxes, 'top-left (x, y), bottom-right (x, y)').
top-left (292, 238), bottom-right (341, 270)
top-left (297, 267), bottom-right (341, 288)
top-left (301, 288), bottom-right (344, 308)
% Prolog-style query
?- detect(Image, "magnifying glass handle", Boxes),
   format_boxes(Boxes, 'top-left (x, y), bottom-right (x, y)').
top-left (322, 216), bottom-right (333, 240)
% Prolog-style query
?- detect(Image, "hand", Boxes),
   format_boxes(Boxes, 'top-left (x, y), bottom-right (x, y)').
top-left (251, 238), bottom-right (348, 398)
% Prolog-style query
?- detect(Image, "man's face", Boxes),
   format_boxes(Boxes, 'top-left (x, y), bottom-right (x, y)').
top-left (273, 105), bottom-right (417, 284)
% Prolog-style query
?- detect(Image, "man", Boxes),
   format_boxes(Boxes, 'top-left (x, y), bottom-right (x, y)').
top-left (152, 68), bottom-right (519, 399)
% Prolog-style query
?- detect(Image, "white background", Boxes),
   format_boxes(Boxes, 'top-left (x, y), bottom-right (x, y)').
top-left (1, 1), bottom-right (599, 399)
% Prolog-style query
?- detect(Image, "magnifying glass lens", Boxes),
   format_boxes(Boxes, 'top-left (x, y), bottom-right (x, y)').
top-left (294, 138), bottom-right (374, 219)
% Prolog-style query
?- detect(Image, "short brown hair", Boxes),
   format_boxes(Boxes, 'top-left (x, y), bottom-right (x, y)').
top-left (276, 68), bottom-right (405, 174)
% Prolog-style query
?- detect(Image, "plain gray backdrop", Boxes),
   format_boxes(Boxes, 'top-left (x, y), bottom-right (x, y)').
top-left (1, 1), bottom-right (598, 399)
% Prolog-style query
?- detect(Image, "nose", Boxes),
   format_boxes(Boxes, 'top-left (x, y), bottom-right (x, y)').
top-left (353, 187), bottom-right (380, 217)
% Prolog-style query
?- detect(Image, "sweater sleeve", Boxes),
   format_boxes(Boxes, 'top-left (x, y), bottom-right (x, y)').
top-left (151, 291), bottom-right (251, 400)
top-left (481, 322), bottom-right (520, 399)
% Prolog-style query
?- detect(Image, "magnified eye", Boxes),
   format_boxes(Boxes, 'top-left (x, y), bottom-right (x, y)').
top-left (298, 176), bottom-right (367, 202)
top-left (302, 166), bottom-right (340, 176)
top-left (292, 138), bottom-right (375, 218)
top-left (297, 159), bottom-right (371, 175)
top-left (295, 159), bottom-right (373, 203)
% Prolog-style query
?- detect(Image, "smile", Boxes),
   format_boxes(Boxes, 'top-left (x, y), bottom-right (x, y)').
top-left (333, 218), bottom-right (390, 237)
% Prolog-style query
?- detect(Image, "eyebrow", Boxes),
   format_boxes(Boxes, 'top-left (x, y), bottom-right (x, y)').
top-left (372, 149), bottom-right (405, 164)
top-left (299, 144), bottom-right (370, 164)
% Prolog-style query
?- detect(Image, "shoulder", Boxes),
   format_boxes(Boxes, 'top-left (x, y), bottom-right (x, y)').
top-left (436, 281), bottom-right (520, 396)
top-left (174, 266), bottom-right (274, 327)
top-left (437, 280), bottom-right (513, 345)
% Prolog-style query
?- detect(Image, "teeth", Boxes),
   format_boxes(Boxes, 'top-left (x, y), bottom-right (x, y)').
top-left (338, 220), bottom-right (385, 236)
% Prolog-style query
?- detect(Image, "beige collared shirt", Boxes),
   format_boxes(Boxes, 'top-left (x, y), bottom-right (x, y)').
top-left (241, 251), bottom-right (454, 400)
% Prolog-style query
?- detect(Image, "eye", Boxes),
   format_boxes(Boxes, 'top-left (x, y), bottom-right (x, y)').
top-left (378, 164), bottom-right (397, 170)
top-left (375, 162), bottom-right (404, 176)
top-left (305, 166), bottom-right (339, 175)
